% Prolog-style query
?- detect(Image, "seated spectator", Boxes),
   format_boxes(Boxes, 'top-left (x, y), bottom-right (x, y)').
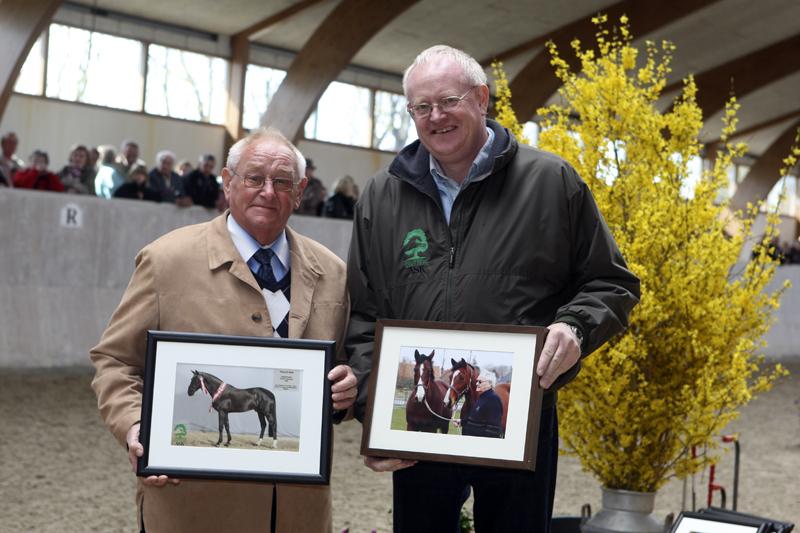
top-left (296, 158), bottom-right (326, 216)
top-left (13, 150), bottom-right (64, 192)
top-left (95, 145), bottom-right (127, 198)
top-left (148, 150), bottom-right (192, 207)
top-left (178, 159), bottom-right (193, 177)
top-left (115, 140), bottom-right (146, 176)
top-left (788, 239), bottom-right (800, 265)
top-left (0, 132), bottom-right (25, 187)
top-left (89, 146), bottom-right (100, 171)
top-left (114, 165), bottom-right (161, 202)
top-left (322, 175), bottom-right (357, 219)
top-left (184, 154), bottom-right (220, 208)
top-left (59, 144), bottom-right (93, 194)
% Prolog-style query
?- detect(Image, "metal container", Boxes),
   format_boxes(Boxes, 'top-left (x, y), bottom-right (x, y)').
top-left (581, 487), bottom-right (665, 533)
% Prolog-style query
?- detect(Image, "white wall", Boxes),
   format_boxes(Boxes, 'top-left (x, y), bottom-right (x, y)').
top-left (0, 94), bottom-right (226, 170)
top-left (0, 95), bottom-right (400, 191)
top-left (298, 139), bottom-right (396, 193)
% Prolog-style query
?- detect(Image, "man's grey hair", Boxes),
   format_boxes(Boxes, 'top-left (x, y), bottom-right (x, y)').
top-left (226, 128), bottom-right (306, 183)
top-left (155, 150), bottom-right (175, 165)
top-left (402, 45), bottom-right (487, 97)
top-left (478, 369), bottom-right (497, 389)
top-left (198, 153), bottom-right (215, 164)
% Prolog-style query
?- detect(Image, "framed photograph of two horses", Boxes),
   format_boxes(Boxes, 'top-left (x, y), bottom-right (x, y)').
top-left (137, 331), bottom-right (335, 484)
top-left (361, 320), bottom-right (546, 470)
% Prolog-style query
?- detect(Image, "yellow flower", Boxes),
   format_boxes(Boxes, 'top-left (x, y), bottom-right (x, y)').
top-left (493, 14), bottom-right (791, 492)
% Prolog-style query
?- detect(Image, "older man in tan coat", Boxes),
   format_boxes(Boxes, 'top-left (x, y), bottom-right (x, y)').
top-left (90, 128), bottom-right (356, 533)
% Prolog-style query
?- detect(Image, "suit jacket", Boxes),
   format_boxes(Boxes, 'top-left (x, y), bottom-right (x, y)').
top-left (90, 211), bottom-right (348, 533)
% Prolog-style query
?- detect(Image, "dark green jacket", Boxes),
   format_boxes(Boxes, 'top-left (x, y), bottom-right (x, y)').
top-left (346, 120), bottom-right (640, 420)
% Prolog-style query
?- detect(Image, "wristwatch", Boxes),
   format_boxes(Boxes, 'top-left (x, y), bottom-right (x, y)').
top-left (567, 324), bottom-right (584, 348)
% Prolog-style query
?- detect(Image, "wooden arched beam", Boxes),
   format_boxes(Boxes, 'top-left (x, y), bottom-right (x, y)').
top-left (507, 0), bottom-right (720, 124)
top-left (224, 0), bottom-right (325, 151)
top-left (0, 0), bottom-right (61, 124)
top-left (683, 34), bottom-right (800, 121)
top-left (729, 119), bottom-right (800, 212)
top-left (263, 0), bottom-right (419, 143)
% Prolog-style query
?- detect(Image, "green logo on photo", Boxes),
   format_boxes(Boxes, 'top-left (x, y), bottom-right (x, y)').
top-left (402, 228), bottom-right (429, 269)
top-left (173, 423), bottom-right (187, 445)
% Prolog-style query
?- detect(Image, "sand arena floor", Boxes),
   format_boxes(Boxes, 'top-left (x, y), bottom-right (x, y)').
top-left (0, 363), bottom-right (797, 532)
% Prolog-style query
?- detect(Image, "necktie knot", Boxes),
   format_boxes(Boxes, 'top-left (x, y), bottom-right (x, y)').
top-left (252, 247), bottom-right (289, 294)
top-left (253, 247), bottom-right (275, 271)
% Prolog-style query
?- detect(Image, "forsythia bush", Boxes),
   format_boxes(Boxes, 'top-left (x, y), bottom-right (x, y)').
top-left (493, 15), bottom-right (791, 492)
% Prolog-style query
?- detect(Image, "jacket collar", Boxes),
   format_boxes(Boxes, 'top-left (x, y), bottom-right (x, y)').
top-left (206, 211), bottom-right (324, 338)
top-left (388, 119), bottom-right (518, 199)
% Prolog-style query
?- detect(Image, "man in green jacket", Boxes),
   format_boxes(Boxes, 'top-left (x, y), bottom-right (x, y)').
top-left (345, 45), bottom-right (640, 532)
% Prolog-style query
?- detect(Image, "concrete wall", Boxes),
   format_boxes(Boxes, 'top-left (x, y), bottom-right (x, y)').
top-left (761, 265), bottom-right (800, 360)
top-left (0, 188), bottom-right (352, 368)
top-left (2, 188), bottom-right (797, 369)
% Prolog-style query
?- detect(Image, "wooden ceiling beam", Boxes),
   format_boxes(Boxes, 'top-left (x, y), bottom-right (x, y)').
top-left (704, 107), bottom-right (800, 147)
top-left (729, 119), bottom-right (800, 212)
top-left (508, 0), bottom-right (721, 124)
top-left (233, 0), bottom-right (325, 41)
top-left (0, 0), bottom-right (61, 124)
top-left (682, 33), bottom-right (800, 121)
top-left (263, 0), bottom-right (419, 143)
top-left (224, 34), bottom-right (249, 154)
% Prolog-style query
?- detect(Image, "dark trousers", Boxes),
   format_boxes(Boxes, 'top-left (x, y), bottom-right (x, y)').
top-left (392, 403), bottom-right (558, 533)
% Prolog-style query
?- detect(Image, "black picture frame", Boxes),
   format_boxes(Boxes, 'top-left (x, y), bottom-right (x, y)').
top-left (671, 511), bottom-right (771, 533)
top-left (138, 330), bottom-right (334, 484)
top-left (361, 320), bottom-right (546, 470)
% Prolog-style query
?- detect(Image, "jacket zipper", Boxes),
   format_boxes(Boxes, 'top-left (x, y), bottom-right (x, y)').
top-left (445, 195), bottom-right (461, 320)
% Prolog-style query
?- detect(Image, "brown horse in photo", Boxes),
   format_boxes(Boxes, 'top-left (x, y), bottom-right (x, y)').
top-left (446, 358), bottom-right (510, 433)
top-left (405, 350), bottom-right (452, 433)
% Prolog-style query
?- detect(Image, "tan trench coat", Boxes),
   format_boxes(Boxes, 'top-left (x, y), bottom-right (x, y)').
top-left (90, 212), bottom-right (348, 533)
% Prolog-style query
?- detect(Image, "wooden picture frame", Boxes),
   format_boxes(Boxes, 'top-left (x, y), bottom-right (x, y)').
top-left (138, 330), bottom-right (334, 484)
top-left (361, 320), bottom-right (546, 470)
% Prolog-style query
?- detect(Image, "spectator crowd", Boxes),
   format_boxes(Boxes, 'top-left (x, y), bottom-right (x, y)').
top-left (0, 131), bottom-right (359, 219)
top-left (0, 131), bottom-right (225, 210)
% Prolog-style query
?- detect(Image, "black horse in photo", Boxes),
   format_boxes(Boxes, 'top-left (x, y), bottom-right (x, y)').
top-left (188, 370), bottom-right (278, 448)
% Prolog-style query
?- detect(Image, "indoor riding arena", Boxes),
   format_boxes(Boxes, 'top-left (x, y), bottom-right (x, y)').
top-left (2, 1), bottom-right (799, 532)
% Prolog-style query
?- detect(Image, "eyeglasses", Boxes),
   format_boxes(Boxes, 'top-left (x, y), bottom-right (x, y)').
top-left (229, 168), bottom-right (295, 192)
top-left (407, 87), bottom-right (476, 119)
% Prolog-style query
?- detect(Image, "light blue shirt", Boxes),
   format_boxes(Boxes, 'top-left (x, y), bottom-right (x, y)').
top-left (430, 126), bottom-right (495, 224)
top-left (227, 214), bottom-right (290, 280)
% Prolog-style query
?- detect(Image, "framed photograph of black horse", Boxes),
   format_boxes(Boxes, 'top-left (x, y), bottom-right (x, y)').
top-left (137, 330), bottom-right (335, 484)
top-left (361, 320), bottom-right (547, 470)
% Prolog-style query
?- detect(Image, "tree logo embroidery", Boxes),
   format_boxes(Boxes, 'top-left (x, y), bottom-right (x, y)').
top-left (402, 228), bottom-right (429, 269)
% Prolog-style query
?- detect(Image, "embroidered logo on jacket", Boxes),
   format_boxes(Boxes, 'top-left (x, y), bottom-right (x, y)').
top-left (402, 228), bottom-right (429, 269)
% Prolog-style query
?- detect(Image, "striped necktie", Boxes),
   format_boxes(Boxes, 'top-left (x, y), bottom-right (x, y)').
top-left (252, 247), bottom-right (290, 337)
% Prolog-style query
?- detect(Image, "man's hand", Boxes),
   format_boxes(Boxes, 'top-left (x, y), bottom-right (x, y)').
top-left (126, 423), bottom-right (180, 487)
top-left (328, 364), bottom-right (357, 411)
top-left (536, 322), bottom-right (581, 389)
top-left (363, 456), bottom-right (416, 472)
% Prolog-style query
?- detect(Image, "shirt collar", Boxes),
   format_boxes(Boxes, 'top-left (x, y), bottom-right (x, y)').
top-left (429, 126), bottom-right (495, 188)
top-left (226, 214), bottom-right (290, 271)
